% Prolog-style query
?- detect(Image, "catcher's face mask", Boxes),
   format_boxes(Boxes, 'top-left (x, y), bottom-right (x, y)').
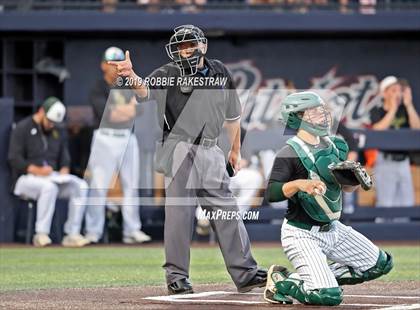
top-left (299, 104), bottom-right (332, 137)
top-left (165, 25), bottom-right (208, 76)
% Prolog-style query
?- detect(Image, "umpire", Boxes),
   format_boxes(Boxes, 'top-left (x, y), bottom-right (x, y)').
top-left (108, 25), bottom-right (266, 294)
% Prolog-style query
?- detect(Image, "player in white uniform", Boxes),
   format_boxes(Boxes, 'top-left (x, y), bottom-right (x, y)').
top-left (264, 92), bottom-right (393, 306)
top-left (85, 47), bottom-right (151, 244)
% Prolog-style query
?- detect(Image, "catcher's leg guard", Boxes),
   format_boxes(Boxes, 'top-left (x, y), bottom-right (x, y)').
top-left (275, 276), bottom-right (343, 306)
top-left (329, 262), bottom-right (364, 285)
top-left (362, 250), bottom-right (393, 281)
top-left (332, 250), bottom-right (393, 285)
top-left (264, 265), bottom-right (293, 304)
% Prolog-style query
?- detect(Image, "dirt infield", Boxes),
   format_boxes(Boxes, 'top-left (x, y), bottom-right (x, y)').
top-left (1, 281), bottom-right (419, 309)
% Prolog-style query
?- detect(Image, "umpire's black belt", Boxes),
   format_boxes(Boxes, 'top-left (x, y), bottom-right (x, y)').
top-left (177, 135), bottom-right (218, 149)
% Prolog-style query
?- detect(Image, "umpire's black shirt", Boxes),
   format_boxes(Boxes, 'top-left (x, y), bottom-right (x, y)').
top-left (145, 58), bottom-right (241, 140)
top-left (8, 116), bottom-right (70, 187)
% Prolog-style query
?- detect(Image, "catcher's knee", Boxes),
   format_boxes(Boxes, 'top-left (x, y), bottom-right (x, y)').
top-left (276, 277), bottom-right (343, 306)
top-left (336, 250), bottom-right (393, 285)
top-left (363, 250), bottom-right (393, 281)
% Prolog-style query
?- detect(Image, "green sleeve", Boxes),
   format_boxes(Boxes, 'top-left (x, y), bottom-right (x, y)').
top-left (266, 181), bottom-right (287, 203)
top-left (330, 136), bottom-right (349, 161)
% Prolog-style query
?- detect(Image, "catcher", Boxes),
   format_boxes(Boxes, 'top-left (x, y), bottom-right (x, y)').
top-left (264, 91), bottom-right (393, 306)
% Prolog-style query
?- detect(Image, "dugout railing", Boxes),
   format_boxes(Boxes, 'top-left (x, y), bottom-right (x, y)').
top-left (242, 206), bottom-right (420, 241)
top-left (138, 205), bottom-right (420, 242)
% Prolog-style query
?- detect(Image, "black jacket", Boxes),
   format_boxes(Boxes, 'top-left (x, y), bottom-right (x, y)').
top-left (8, 116), bottom-right (70, 188)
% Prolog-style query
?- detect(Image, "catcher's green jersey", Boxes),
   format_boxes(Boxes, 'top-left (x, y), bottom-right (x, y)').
top-left (287, 136), bottom-right (348, 223)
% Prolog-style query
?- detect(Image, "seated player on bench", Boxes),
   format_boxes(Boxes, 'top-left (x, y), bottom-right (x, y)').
top-left (8, 97), bottom-right (90, 247)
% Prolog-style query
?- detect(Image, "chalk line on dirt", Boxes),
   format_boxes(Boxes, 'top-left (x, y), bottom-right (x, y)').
top-left (143, 290), bottom-right (418, 307)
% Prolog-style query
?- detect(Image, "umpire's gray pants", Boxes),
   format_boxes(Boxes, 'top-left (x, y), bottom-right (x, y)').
top-left (163, 141), bottom-right (258, 288)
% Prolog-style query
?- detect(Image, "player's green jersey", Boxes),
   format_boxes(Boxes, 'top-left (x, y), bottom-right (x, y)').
top-left (287, 136), bottom-right (349, 223)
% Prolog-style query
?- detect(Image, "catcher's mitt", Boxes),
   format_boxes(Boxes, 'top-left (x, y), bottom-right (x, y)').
top-left (328, 160), bottom-right (373, 191)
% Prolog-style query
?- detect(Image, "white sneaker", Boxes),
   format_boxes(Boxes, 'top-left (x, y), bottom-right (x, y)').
top-left (123, 230), bottom-right (151, 244)
top-left (85, 233), bottom-right (100, 244)
top-left (33, 233), bottom-right (52, 247)
top-left (264, 265), bottom-right (293, 304)
top-left (62, 234), bottom-right (90, 247)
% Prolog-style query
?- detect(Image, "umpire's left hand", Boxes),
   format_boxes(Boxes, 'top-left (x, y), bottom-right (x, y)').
top-left (228, 150), bottom-right (242, 175)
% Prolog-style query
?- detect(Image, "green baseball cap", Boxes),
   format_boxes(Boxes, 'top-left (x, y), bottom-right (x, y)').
top-left (42, 96), bottom-right (66, 124)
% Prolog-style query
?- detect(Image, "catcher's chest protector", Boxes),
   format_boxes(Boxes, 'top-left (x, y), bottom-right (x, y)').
top-left (287, 136), bottom-right (349, 223)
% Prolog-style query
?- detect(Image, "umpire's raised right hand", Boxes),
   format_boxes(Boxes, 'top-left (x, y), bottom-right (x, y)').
top-left (108, 50), bottom-right (133, 78)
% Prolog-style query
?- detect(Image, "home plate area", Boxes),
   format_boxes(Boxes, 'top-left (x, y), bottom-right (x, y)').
top-left (144, 283), bottom-right (420, 310)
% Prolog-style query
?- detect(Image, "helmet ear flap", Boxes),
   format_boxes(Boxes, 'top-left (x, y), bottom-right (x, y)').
top-left (199, 39), bottom-right (208, 55)
top-left (286, 112), bottom-right (302, 130)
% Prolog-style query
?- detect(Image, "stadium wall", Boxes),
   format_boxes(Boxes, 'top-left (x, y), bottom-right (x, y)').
top-left (0, 99), bottom-right (15, 243)
top-left (1, 10), bottom-right (419, 242)
top-left (63, 35), bottom-right (420, 125)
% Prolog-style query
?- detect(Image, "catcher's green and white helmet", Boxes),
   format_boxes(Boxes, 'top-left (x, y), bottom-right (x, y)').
top-left (281, 91), bottom-right (331, 136)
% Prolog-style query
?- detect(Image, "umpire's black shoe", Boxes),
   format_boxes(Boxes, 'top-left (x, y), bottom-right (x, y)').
top-left (237, 268), bottom-right (268, 293)
top-left (168, 278), bottom-right (194, 295)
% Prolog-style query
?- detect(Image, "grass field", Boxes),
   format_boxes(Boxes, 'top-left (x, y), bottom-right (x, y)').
top-left (1, 244), bottom-right (419, 292)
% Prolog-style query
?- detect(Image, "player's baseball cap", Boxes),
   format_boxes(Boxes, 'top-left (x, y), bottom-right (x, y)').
top-left (379, 76), bottom-right (398, 93)
top-left (103, 46), bottom-right (125, 62)
top-left (42, 97), bottom-right (66, 124)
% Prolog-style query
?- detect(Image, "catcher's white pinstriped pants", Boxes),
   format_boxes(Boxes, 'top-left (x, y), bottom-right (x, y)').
top-left (281, 219), bottom-right (379, 290)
